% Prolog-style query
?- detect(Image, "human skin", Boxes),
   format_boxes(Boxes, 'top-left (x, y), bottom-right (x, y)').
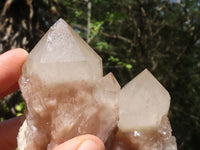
top-left (0, 49), bottom-right (105, 150)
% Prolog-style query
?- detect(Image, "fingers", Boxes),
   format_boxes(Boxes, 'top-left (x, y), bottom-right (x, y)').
top-left (0, 49), bottom-right (28, 149)
top-left (0, 82), bottom-right (19, 100)
top-left (0, 115), bottom-right (25, 150)
top-left (0, 48), bottom-right (28, 99)
top-left (53, 134), bottom-right (105, 150)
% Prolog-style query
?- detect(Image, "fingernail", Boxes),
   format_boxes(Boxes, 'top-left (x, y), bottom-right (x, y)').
top-left (78, 140), bottom-right (104, 150)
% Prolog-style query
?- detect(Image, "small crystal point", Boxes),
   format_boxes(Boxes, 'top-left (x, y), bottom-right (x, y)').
top-left (118, 69), bottom-right (170, 131)
top-left (95, 72), bottom-right (121, 105)
top-left (18, 19), bottom-right (119, 150)
top-left (111, 69), bottom-right (176, 150)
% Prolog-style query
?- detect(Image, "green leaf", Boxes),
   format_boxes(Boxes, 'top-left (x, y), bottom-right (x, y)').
top-left (15, 102), bottom-right (25, 112)
top-left (96, 41), bottom-right (108, 50)
top-left (16, 113), bottom-right (23, 117)
top-left (90, 21), bottom-right (104, 37)
top-left (125, 64), bottom-right (132, 69)
top-left (74, 11), bottom-right (82, 17)
top-left (15, 105), bottom-right (22, 111)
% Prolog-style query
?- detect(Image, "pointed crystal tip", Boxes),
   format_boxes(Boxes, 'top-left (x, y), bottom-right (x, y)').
top-left (23, 18), bottom-right (102, 85)
top-left (118, 69), bottom-right (170, 131)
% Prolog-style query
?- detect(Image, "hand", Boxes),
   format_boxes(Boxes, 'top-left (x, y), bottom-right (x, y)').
top-left (0, 48), bottom-right (28, 150)
top-left (53, 135), bottom-right (105, 150)
top-left (0, 49), bottom-right (105, 150)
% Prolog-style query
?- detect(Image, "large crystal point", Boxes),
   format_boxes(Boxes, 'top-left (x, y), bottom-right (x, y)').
top-left (25, 18), bottom-right (102, 85)
top-left (17, 19), bottom-right (119, 150)
top-left (111, 69), bottom-right (177, 150)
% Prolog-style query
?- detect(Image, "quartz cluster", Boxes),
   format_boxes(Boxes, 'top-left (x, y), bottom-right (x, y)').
top-left (17, 19), bottom-right (177, 150)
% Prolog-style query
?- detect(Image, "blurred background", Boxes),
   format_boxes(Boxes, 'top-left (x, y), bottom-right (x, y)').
top-left (0, 0), bottom-right (199, 149)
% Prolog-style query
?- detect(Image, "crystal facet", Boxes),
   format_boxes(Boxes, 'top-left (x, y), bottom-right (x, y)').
top-left (118, 69), bottom-right (170, 130)
top-left (111, 69), bottom-right (177, 150)
top-left (17, 19), bottom-right (119, 150)
top-left (25, 18), bottom-right (102, 85)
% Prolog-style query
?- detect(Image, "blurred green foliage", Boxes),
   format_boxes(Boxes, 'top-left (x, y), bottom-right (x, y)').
top-left (15, 101), bottom-right (26, 116)
top-left (0, 0), bottom-right (200, 149)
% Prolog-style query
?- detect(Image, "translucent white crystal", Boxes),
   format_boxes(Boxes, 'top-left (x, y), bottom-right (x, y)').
top-left (18, 19), bottom-right (119, 150)
top-left (24, 18), bottom-right (102, 86)
top-left (118, 69), bottom-right (170, 131)
top-left (111, 69), bottom-right (177, 150)
top-left (94, 73), bottom-right (120, 106)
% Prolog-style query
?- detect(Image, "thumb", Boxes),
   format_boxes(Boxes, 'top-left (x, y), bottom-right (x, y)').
top-left (53, 134), bottom-right (105, 150)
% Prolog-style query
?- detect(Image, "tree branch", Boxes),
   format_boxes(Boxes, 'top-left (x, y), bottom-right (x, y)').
top-left (0, 0), bottom-right (13, 19)
top-left (101, 32), bottom-right (134, 46)
top-left (86, 0), bottom-right (91, 43)
top-left (26, 0), bottom-right (34, 34)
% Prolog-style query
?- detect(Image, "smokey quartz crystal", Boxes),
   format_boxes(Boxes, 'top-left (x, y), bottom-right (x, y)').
top-left (111, 69), bottom-right (177, 150)
top-left (17, 19), bottom-right (120, 150)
